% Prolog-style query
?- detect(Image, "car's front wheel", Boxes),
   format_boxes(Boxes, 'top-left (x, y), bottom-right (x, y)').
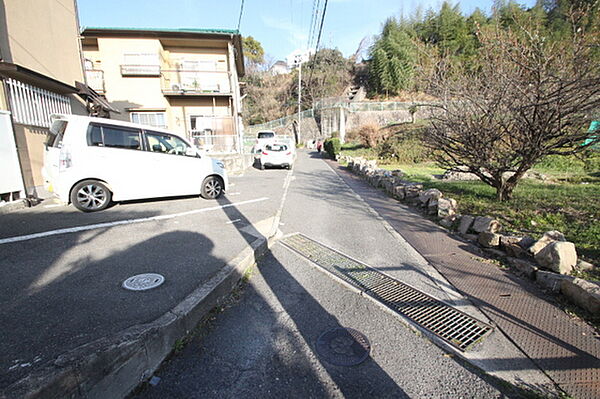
top-left (70, 180), bottom-right (112, 212)
top-left (200, 176), bottom-right (224, 199)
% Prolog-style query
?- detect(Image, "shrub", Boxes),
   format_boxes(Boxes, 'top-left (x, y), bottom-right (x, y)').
top-left (324, 138), bottom-right (341, 158)
top-left (357, 122), bottom-right (384, 148)
top-left (376, 122), bottom-right (430, 163)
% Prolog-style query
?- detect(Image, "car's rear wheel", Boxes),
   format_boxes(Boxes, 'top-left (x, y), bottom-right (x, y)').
top-left (71, 180), bottom-right (112, 212)
top-left (201, 176), bottom-right (223, 199)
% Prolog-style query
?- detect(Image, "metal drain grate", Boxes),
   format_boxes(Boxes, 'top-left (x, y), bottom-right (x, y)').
top-left (280, 233), bottom-right (493, 351)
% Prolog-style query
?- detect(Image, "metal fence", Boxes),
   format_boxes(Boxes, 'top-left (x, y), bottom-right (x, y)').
top-left (5, 78), bottom-right (71, 128)
top-left (246, 101), bottom-right (434, 132)
top-left (245, 109), bottom-right (314, 132)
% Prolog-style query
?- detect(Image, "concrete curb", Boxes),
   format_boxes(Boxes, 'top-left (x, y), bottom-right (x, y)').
top-left (5, 236), bottom-right (271, 399)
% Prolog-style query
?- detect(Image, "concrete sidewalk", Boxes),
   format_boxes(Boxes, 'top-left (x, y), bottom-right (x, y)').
top-left (327, 159), bottom-right (600, 399)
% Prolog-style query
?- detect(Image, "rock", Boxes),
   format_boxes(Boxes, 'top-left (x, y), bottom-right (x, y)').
top-left (528, 231), bottom-right (566, 255)
top-left (472, 216), bottom-right (502, 233)
top-left (536, 270), bottom-right (574, 293)
top-left (458, 215), bottom-right (474, 235)
top-left (404, 184), bottom-right (423, 199)
top-left (576, 259), bottom-right (596, 272)
top-left (427, 199), bottom-right (439, 215)
top-left (437, 198), bottom-right (457, 218)
top-left (441, 166), bottom-right (480, 181)
top-left (561, 278), bottom-right (600, 314)
top-left (478, 232), bottom-right (501, 248)
top-left (391, 169), bottom-right (404, 177)
top-left (419, 188), bottom-right (443, 205)
top-left (504, 242), bottom-right (528, 258)
top-left (500, 236), bottom-right (528, 258)
top-left (507, 257), bottom-right (538, 279)
top-left (534, 241), bottom-right (577, 275)
top-left (393, 186), bottom-right (406, 200)
top-left (500, 235), bottom-right (522, 246)
top-left (439, 216), bottom-right (456, 228)
top-left (518, 235), bottom-right (536, 249)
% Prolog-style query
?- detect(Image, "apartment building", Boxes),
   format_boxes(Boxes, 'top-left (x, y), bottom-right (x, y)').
top-left (81, 27), bottom-right (245, 154)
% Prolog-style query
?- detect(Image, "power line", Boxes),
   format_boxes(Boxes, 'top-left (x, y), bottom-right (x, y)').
top-left (308, 0), bottom-right (321, 50)
top-left (306, 0), bottom-right (329, 91)
top-left (313, 0), bottom-right (328, 55)
top-left (237, 0), bottom-right (245, 31)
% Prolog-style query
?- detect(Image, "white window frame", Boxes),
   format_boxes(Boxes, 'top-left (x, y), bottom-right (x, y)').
top-left (130, 111), bottom-right (167, 129)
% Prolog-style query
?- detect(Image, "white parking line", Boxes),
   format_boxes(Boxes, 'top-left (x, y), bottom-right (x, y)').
top-left (0, 197), bottom-right (269, 245)
top-left (226, 219), bottom-right (242, 224)
top-left (43, 204), bottom-right (62, 209)
top-left (227, 192), bottom-right (241, 196)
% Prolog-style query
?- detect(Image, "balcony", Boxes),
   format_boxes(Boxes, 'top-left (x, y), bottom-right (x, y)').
top-left (161, 69), bottom-right (231, 96)
top-left (120, 64), bottom-right (161, 77)
top-left (85, 69), bottom-right (105, 94)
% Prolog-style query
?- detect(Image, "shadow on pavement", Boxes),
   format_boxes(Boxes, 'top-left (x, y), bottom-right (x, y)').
top-left (0, 212), bottom-right (224, 392)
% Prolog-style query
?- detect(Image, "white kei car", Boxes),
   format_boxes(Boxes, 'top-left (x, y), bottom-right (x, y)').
top-left (42, 114), bottom-right (228, 212)
top-left (259, 143), bottom-right (295, 170)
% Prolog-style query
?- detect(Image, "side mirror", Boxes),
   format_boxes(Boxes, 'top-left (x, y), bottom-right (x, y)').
top-left (185, 147), bottom-right (198, 157)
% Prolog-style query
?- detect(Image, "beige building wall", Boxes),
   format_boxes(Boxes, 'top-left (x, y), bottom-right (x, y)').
top-left (85, 38), bottom-right (169, 122)
top-left (83, 36), bottom-right (237, 139)
top-left (1, 0), bottom-right (83, 86)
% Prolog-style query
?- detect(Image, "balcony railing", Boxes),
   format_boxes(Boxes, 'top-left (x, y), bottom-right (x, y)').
top-left (85, 69), bottom-right (105, 93)
top-left (120, 64), bottom-right (161, 76)
top-left (161, 69), bottom-right (231, 96)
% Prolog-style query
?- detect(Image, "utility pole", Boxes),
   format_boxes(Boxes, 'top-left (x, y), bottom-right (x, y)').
top-left (297, 60), bottom-right (302, 145)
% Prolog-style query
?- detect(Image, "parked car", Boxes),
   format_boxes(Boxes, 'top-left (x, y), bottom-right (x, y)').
top-left (42, 114), bottom-right (228, 212)
top-left (259, 143), bottom-right (295, 169)
top-left (252, 130), bottom-right (276, 153)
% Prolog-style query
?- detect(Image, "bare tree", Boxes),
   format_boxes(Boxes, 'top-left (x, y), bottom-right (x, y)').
top-left (424, 7), bottom-right (600, 201)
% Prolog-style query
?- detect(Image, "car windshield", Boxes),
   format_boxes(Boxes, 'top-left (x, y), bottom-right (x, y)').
top-left (258, 132), bottom-right (275, 139)
top-left (266, 144), bottom-right (287, 151)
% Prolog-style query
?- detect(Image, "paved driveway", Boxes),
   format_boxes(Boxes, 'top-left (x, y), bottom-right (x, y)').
top-left (0, 165), bottom-right (288, 390)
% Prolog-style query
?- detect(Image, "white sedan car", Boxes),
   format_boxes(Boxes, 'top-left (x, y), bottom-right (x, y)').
top-left (259, 143), bottom-right (294, 169)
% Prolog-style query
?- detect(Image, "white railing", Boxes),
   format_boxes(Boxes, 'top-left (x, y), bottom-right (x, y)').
top-left (191, 132), bottom-right (239, 154)
top-left (5, 78), bottom-right (71, 128)
top-left (120, 64), bottom-right (161, 76)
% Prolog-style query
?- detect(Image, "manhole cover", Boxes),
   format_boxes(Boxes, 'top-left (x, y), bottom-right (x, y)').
top-left (122, 273), bottom-right (165, 291)
top-left (316, 327), bottom-right (371, 366)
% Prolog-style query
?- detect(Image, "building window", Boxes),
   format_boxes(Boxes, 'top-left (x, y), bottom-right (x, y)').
top-left (130, 112), bottom-right (167, 128)
top-left (4, 78), bottom-right (71, 128)
top-left (121, 53), bottom-right (160, 76)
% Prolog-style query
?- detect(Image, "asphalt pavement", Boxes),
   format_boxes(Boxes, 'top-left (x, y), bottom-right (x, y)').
top-left (0, 164), bottom-right (288, 391)
top-left (133, 150), bottom-right (521, 398)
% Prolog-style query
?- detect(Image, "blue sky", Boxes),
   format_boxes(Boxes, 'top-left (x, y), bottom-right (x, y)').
top-left (77, 0), bottom-right (535, 63)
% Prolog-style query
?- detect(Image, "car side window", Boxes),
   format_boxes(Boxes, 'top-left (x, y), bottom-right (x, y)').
top-left (145, 131), bottom-right (190, 156)
top-left (87, 123), bottom-right (142, 150)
